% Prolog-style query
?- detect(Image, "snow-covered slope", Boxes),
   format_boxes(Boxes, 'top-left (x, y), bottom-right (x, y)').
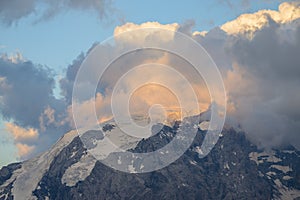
top-left (0, 118), bottom-right (147, 199)
top-left (0, 130), bottom-right (78, 200)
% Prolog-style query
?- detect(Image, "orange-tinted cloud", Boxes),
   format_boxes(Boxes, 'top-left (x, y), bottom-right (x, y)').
top-left (15, 143), bottom-right (35, 158)
top-left (5, 122), bottom-right (39, 142)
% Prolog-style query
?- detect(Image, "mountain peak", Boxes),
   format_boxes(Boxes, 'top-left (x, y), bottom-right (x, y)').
top-left (0, 118), bottom-right (300, 199)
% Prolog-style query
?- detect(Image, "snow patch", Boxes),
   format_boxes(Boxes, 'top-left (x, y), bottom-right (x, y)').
top-left (266, 171), bottom-right (277, 177)
top-left (9, 130), bottom-right (77, 200)
top-left (61, 122), bottom-right (143, 186)
top-left (140, 164), bottom-right (144, 170)
top-left (194, 146), bottom-right (204, 156)
top-left (128, 165), bottom-right (136, 173)
top-left (87, 123), bottom-right (142, 161)
top-left (271, 165), bottom-right (292, 173)
top-left (224, 162), bottom-right (230, 170)
top-left (198, 121), bottom-right (209, 131)
top-left (282, 176), bottom-right (293, 180)
top-left (117, 157), bottom-right (122, 165)
top-left (274, 179), bottom-right (300, 200)
top-left (62, 153), bottom-right (97, 187)
top-left (249, 151), bottom-right (282, 165)
top-left (189, 160), bottom-right (197, 165)
top-left (70, 150), bottom-right (78, 158)
top-left (0, 193), bottom-right (8, 200)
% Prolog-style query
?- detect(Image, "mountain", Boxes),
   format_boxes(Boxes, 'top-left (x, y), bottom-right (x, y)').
top-left (0, 116), bottom-right (300, 200)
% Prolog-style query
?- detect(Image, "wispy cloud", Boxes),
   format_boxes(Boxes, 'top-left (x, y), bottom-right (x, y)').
top-left (0, 0), bottom-right (114, 26)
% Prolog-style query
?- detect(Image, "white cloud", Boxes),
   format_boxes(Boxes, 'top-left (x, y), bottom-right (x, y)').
top-left (193, 31), bottom-right (208, 37)
top-left (114, 22), bottom-right (180, 45)
top-left (0, 51), bottom-right (25, 64)
top-left (221, 1), bottom-right (300, 37)
top-left (114, 22), bottom-right (179, 35)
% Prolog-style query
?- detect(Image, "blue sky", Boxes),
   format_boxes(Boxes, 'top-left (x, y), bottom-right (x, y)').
top-left (0, 0), bottom-right (284, 74)
top-left (0, 0), bottom-right (287, 167)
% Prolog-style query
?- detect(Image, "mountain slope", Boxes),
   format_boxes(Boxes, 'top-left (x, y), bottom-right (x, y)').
top-left (0, 119), bottom-right (299, 200)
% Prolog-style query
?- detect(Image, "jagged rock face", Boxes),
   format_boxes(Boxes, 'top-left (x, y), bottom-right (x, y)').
top-left (248, 146), bottom-right (300, 199)
top-left (0, 163), bottom-right (21, 200)
top-left (33, 128), bottom-right (270, 200)
top-left (0, 123), bottom-right (299, 200)
top-left (0, 164), bottom-right (21, 187)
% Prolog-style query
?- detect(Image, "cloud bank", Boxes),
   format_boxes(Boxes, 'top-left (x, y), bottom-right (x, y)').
top-left (0, 54), bottom-right (70, 159)
top-left (66, 1), bottom-right (300, 150)
top-left (197, 2), bottom-right (300, 149)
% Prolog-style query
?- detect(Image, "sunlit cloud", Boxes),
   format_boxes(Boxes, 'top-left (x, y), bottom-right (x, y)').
top-left (15, 143), bottom-right (35, 158)
top-left (5, 122), bottom-right (39, 142)
top-left (221, 1), bottom-right (300, 37)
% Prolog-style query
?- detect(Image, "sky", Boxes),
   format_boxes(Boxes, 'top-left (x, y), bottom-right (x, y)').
top-left (0, 0), bottom-right (299, 167)
top-left (0, 0), bottom-right (285, 74)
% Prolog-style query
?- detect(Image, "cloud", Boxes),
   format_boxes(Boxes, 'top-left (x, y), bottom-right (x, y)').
top-left (223, 18), bottom-right (300, 149)
top-left (16, 143), bottom-right (35, 158)
top-left (0, 0), bottom-right (36, 25)
top-left (37, 2), bottom-right (300, 152)
top-left (60, 43), bottom-right (99, 104)
top-left (190, 2), bottom-right (300, 149)
top-left (219, 0), bottom-right (294, 13)
top-left (221, 1), bottom-right (300, 37)
top-left (0, 52), bottom-right (71, 159)
top-left (5, 122), bottom-right (38, 159)
top-left (172, 2), bottom-right (300, 150)
top-left (0, 54), bottom-right (56, 127)
top-left (67, 22), bottom-right (212, 131)
top-left (114, 22), bottom-right (180, 46)
top-left (68, 92), bottom-right (114, 129)
top-left (0, 0), bottom-right (114, 26)
top-left (1, 1), bottom-right (300, 164)
top-left (5, 122), bottom-right (39, 142)
top-left (65, 9), bottom-right (300, 150)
